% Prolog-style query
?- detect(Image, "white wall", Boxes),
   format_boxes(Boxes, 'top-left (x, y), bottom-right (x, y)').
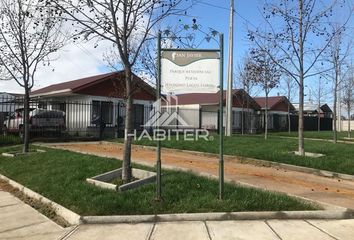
top-left (341, 120), bottom-right (354, 132)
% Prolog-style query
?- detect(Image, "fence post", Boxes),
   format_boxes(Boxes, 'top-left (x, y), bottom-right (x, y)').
top-left (199, 107), bottom-right (202, 129)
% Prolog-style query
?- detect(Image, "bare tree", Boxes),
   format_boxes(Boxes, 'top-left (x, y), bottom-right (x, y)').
top-left (307, 75), bottom-right (330, 132)
top-left (248, 0), bottom-right (350, 155)
top-left (324, 24), bottom-right (352, 143)
top-left (0, 0), bottom-right (65, 152)
top-left (237, 55), bottom-right (258, 134)
top-left (282, 75), bottom-right (297, 133)
top-left (342, 65), bottom-right (354, 138)
top-left (250, 47), bottom-right (281, 139)
top-left (49, 0), bottom-right (189, 181)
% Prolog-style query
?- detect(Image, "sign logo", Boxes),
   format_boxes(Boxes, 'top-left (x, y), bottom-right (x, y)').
top-left (126, 95), bottom-right (211, 141)
top-left (143, 95), bottom-right (190, 128)
top-left (161, 50), bottom-right (220, 94)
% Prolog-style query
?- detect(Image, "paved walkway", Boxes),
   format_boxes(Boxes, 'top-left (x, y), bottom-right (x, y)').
top-left (1, 188), bottom-right (354, 239)
top-left (0, 190), bottom-right (70, 240)
top-left (46, 142), bottom-right (354, 210)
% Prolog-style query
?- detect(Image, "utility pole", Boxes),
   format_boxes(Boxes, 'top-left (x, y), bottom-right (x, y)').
top-left (226, 0), bottom-right (234, 136)
top-left (338, 80), bottom-right (342, 132)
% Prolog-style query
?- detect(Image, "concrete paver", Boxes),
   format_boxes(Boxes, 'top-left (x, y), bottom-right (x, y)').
top-left (267, 220), bottom-right (335, 240)
top-left (63, 220), bottom-right (354, 240)
top-left (0, 222), bottom-right (67, 240)
top-left (150, 221), bottom-right (210, 240)
top-left (67, 223), bottom-right (154, 240)
top-left (0, 191), bottom-right (69, 240)
top-left (308, 219), bottom-right (354, 240)
top-left (0, 192), bottom-right (22, 207)
top-left (206, 220), bottom-right (280, 240)
top-left (1, 188), bottom-right (354, 239)
top-left (0, 204), bottom-right (47, 232)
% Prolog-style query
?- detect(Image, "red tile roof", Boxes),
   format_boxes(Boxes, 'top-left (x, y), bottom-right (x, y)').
top-left (31, 72), bottom-right (118, 96)
top-left (30, 71), bottom-right (155, 98)
top-left (254, 96), bottom-right (295, 111)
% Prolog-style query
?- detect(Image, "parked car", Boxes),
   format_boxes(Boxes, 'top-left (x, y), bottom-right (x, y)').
top-left (3, 108), bottom-right (66, 139)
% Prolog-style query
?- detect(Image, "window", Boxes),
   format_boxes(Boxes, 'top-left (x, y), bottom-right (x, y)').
top-left (52, 102), bottom-right (66, 112)
top-left (91, 101), bottom-right (113, 124)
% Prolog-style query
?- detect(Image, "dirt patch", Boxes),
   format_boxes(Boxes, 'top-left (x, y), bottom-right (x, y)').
top-left (48, 142), bottom-right (354, 210)
top-left (0, 179), bottom-right (70, 227)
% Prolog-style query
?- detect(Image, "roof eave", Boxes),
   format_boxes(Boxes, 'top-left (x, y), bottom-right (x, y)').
top-left (30, 89), bottom-right (73, 98)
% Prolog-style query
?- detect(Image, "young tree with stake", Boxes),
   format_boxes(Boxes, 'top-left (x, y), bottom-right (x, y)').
top-left (250, 47), bottom-right (281, 139)
top-left (49, 0), bottom-right (189, 182)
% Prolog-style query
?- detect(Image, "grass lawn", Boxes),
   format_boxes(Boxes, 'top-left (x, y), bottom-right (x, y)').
top-left (126, 135), bottom-right (354, 175)
top-left (270, 131), bottom-right (354, 142)
top-left (0, 145), bottom-right (319, 216)
top-left (0, 135), bottom-right (22, 146)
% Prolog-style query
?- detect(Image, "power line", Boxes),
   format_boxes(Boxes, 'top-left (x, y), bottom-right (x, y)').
top-left (194, 0), bottom-right (230, 11)
top-left (194, 0), bottom-right (258, 28)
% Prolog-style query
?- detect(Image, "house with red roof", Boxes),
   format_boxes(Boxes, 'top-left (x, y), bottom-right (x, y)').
top-left (30, 71), bottom-right (155, 137)
top-left (254, 96), bottom-right (295, 131)
top-left (170, 89), bottom-right (261, 133)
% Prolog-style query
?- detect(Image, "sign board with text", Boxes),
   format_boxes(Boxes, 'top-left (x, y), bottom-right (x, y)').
top-left (161, 50), bottom-right (220, 93)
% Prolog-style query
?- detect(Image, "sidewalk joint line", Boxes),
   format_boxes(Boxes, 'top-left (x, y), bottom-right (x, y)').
top-left (204, 221), bottom-right (213, 240)
top-left (265, 220), bottom-right (283, 240)
top-left (59, 225), bottom-right (80, 240)
top-left (0, 221), bottom-right (46, 234)
top-left (304, 220), bottom-right (339, 240)
top-left (0, 203), bottom-right (21, 208)
top-left (146, 222), bottom-right (156, 240)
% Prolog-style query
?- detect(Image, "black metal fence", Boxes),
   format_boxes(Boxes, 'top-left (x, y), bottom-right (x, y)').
top-left (289, 115), bottom-right (333, 131)
top-left (0, 95), bottom-right (333, 143)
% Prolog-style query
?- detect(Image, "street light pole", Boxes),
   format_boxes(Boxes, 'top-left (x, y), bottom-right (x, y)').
top-left (226, 0), bottom-right (234, 136)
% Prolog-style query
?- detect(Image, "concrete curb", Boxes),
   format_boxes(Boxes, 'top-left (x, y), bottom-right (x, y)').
top-left (0, 174), bottom-right (82, 226)
top-left (1, 149), bottom-right (46, 157)
top-left (86, 168), bottom-right (156, 192)
top-left (1, 173), bottom-right (353, 225)
top-left (82, 210), bottom-right (354, 224)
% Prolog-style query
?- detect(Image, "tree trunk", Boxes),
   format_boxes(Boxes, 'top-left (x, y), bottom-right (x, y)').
top-left (318, 110), bottom-right (321, 132)
top-left (298, 0), bottom-right (305, 156)
top-left (264, 94), bottom-right (268, 140)
top-left (298, 82), bottom-right (305, 155)
top-left (348, 107), bottom-right (351, 139)
top-left (241, 107), bottom-right (244, 135)
top-left (333, 80), bottom-right (338, 143)
top-left (122, 67), bottom-right (133, 182)
top-left (22, 87), bottom-right (30, 153)
top-left (288, 104), bottom-right (291, 133)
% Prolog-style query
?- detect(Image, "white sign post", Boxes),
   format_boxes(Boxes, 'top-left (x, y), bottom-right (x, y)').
top-left (161, 50), bottom-right (220, 94)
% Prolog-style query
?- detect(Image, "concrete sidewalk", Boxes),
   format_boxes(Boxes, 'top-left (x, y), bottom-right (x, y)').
top-left (1, 189), bottom-right (354, 239)
top-left (0, 190), bottom-right (70, 240)
top-left (66, 220), bottom-right (354, 240)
